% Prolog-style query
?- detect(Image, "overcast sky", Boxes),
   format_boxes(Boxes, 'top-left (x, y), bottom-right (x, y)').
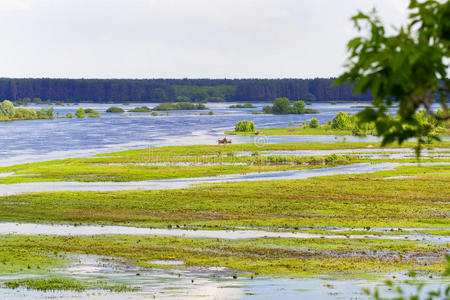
top-left (0, 0), bottom-right (409, 79)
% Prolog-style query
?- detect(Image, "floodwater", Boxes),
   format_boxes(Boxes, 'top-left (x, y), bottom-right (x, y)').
top-left (3, 102), bottom-right (440, 167)
top-left (3, 222), bottom-right (442, 242)
top-left (0, 162), bottom-right (448, 196)
top-left (0, 102), bottom-right (448, 298)
top-left (0, 254), bottom-right (448, 300)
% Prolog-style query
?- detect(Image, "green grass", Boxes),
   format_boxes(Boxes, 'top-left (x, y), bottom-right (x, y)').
top-left (4, 277), bottom-right (87, 291)
top-left (226, 126), bottom-right (354, 136)
top-left (0, 141), bottom-right (448, 184)
top-left (3, 276), bottom-right (137, 292)
top-left (0, 235), bottom-right (446, 279)
top-left (0, 164), bottom-right (448, 228)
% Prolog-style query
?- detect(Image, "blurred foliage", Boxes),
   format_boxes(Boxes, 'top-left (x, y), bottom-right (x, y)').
top-left (337, 0), bottom-right (449, 155)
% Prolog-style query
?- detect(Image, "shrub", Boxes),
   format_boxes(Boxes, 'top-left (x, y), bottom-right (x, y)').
top-left (263, 105), bottom-right (273, 114)
top-left (264, 98), bottom-right (318, 115)
top-left (14, 108), bottom-right (37, 120)
top-left (87, 110), bottom-right (100, 118)
top-left (106, 106), bottom-right (125, 113)
top-left (309, 118), bottom-right (319, 128)
top-left (307, 156), bottom-right (325, 165)
top-left (66, 112), bottom-right (74, 118)
top-left (272, 97), bottom-right (291, 114)
top-left (291, 100), bottom-right (306, 114)
top-left (0, 100), bottom-right (15, 119)
top-left (235, 120), bottom-right (255, 132)
top-left (37, 107), bottom-right (54, 119)
top-left (128, 106), bottom-right (151, 112)
top-left (325, 154), bottom-right (353, 165)
top-left (332, 111), bottom-right (353, 129)
top-left (75, 108), bottom-right (85, 118)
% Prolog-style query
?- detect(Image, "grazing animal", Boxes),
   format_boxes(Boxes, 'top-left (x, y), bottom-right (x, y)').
top-left (218, 137), bottom-right (232, 144)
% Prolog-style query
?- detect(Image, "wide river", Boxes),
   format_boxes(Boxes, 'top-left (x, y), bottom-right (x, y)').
top-left (0, 102), bottom-right (393, 166)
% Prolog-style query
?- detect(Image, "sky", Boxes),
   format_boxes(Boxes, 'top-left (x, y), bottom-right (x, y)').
top-left (0, 0), bottom-right (410, 79)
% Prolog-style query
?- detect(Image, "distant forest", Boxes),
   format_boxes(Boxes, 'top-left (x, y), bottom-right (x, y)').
top-left (0, 78), bottom-right (372, 103)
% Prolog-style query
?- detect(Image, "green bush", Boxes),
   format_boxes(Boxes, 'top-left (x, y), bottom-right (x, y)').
top-left (332, 111), bottom-right (353, 129)
top-left (14, 108), bottom-right (37, 120)
top-left (0, 100), bottom-right (15, 120)
top-left (75, 108), bottom-right (85, 118)
top-left (291, 100), bottom-right (306, 114)
top-left (37, 107), bottom-right (54, 119)
top-left (87, 110), bottom-right (100, 118)
top-left (235, 120), bottom-right (255, 132)
top-left (264, 98), bottom-right (318, 115)
top-left (324, 154), bottom-right (353, 165)
top-left (263, 105), bottom-right (273, 114)
top-left (272, 98), bottom-right (291, 114)
top-left (106, 106), bottom-right (125, 113)
top-left (128, 106), bottom-right (151, 112)
top-left (309, 118), bottom-right (319, 128)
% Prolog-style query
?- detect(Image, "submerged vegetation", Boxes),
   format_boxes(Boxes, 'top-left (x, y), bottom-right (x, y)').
top-left (152, 102), bottom-right (207, 111)
top-left (0, 141), bottom-right (448, 294)
top-left (106, 106), bottom-right (125, 113)
top-left (127, 106), bottom-right (151, 112)
top-left (263, 98), bottom-right (318, 114)
top-left (0, 100), bottom-right (55, 121)
top-left (0, 234), bottom-right (447, 280)
top-left (229, 103), bottom-right (255, 108)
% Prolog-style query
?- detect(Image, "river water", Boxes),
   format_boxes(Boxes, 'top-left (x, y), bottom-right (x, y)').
top-left (1, 162), bottom-right (448, 196)
top-left (0, 102), bottom-right (393, 167)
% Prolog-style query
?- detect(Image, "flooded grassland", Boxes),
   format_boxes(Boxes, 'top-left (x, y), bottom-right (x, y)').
top-left (0, 103), bottom-right (448, 299)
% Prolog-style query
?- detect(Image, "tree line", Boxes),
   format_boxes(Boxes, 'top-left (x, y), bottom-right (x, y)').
top-left (0, 78), bottom-right (372, 103)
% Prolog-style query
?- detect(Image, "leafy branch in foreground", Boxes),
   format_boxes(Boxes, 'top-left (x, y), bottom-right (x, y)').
top-left (364, 255), bottom-right (450, 300)
top-left (336, 0), bottom-right (449, 155)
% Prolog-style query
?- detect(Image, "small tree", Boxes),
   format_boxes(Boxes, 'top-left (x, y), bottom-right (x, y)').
top-left (263, 105), bottom-right (273, 114)
top-left (75, 108), bottom-right (85, 118)
top-left (0, 100), bottom-right (15, 120)
top-left (235, 120), bottom-right (255, 132)
top-left (332, 112), bottom-right (353, 129)
top-left (272, 97), bottom-right (291, 114)
top-left (291, 100), bottom-right (306, 114)
top-left (309, 118), bottom-right (319, 128)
